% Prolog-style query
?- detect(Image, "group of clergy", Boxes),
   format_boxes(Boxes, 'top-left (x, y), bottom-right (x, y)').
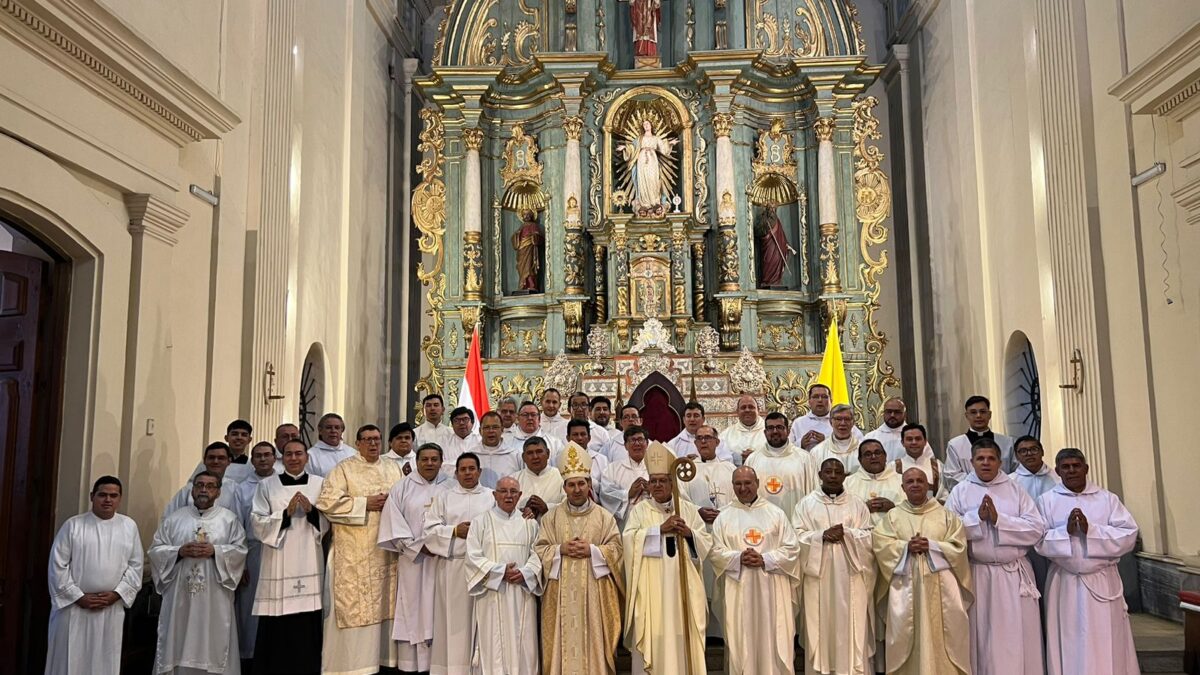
top-left (44, 387), bottom-right (1142, 675)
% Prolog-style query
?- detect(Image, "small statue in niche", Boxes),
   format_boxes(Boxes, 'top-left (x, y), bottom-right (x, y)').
top-left (630, 0), bottom-right (661, 67)
top-left (511, 210), bottom-right (544, 293)
top-left (755, 205), bottom-right (796, 288)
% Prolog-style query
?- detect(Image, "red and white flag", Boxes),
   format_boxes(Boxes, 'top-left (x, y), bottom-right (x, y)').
top-left (459, 325), bottom-right (490, 426)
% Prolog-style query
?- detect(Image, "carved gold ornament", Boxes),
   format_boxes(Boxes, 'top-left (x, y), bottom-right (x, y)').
top-left (713, 112), bottom-right (734, 138)
top-left (500, 124), bottom-right (550, 212)
top-left (749, 118), bottom-right (800, 206)
top-left (563, 115), bottom-right (584, 141)
top-left (813, 116), bottom-right (836, 143)
top-left (412, 109), bottom-right (448, 400)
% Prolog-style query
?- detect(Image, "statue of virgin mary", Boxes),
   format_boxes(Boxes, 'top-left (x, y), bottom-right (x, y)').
top-left (619, 118), bottom-right (678, 215)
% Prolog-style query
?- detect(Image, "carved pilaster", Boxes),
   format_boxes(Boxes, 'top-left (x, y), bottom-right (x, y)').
top-left (691, 240), bottom-right (707, 321)
top-left (718, 297), bottom-right (743, 349)
top-left (563, 300), bottom-right (584, 351)
top-left (463, 231), bottom-right (483, 300)
top-left (713, 113), bottom-right (734, 138)
top-left (813, 116), bottom-right (836, 142)
top-left (593, 243), bottom-right (608, 322)
top-left (613, 234), bottom-right (630, 316)
top-left (819, 222), bottom-right (842, 294)
top-left (670, 232), bottom-right (687, 316)
top-left (463, 127), bottom-right (485, 151)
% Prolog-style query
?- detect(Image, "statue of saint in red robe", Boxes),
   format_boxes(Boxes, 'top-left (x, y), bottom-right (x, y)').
top-left (756, 206), bottom-right (795, 287)
top-left (631, 0), bottom-right (661, 58)
top-left (511, 210), bottom-right (543, 292)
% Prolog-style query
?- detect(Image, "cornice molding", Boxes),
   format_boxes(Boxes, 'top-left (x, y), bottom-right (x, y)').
top-left (0, 0), bottom-right (241, 145)
top-left (1110, 21), bottom-right (1200, 121)
top-left (125, 193), bottom-right (187, 246)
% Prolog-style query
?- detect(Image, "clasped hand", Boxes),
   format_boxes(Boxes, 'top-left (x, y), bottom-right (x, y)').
top-left (366, 493), bottom-right (388, 512)
top-left (740, 548), bottom-right (765, 568)
top-left (822, 524), bottom-right (845, 543)
top-left (660, 515), bottom-right (692, 538)
top-left (1067, 508), bottom-right (1090, 536)
top-left (75, 591), bottom-right (119, 610)
top-left (977, 495), bottom-right (999, 524)
top-left (179, 541), bottom-right (215, 559)
top-left (560, 537), bottom-right (591, 559)
top-left (288, 492), bottom-right (313, 514)
top-left (503, 562), bottom-right (525, 584)
top-left (907, 534), bottom-right (930, 555)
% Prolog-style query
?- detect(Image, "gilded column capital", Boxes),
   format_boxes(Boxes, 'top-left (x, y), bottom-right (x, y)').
top-left (713, 113), bottom-right (734, 138)
top-left (463, 127), bottom-right (486, 151)
top-left (563, 115), bottom-right (584, 141)
top-left (813, 116), bottom-right (836, 142)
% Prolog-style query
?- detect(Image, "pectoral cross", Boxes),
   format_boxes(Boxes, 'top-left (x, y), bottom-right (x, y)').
top-left (194, 525), bottom-right (208, 543)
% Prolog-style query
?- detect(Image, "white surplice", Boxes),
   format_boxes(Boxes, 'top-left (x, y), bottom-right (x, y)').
top-left (1036, 482), bottom-right (1140, 675)
top-left (789, 412), bottom-right (863, 448)
top-left (304, 440), bottom-right (356, 478)
top-left (809, 435), bottom-right (863, 476)
top-left (382, 449), bottom-right (417, 476)
top-left (744, 442), bottom-right (818, 519)
top-left (45, 512), bottom-right (143, 675)
top-left (423, 483), bottom-right (495, 675)
top-left (475, 442), bottom-right (524, 489)
top-left (511, 465), bottom-right (566, 511)
top-left (162, 477), bottom-right (239, 520)
top-left (720, 418), bottom-right (768, 465)
top-left (191, 459), bottom-right (253, 484)
top-left (466, 506), bottom-right (543, 675)
top-left (598, 457), bottom-right (649, 526)
top-left (682, 458), bottom-right (736, 511)
top-left (1010, 462), bottom-right (1059, 502)
top-left (863, 424), bottom-right (906, 461)
top-left (503, 427), bottom-right (565, 458)
top-left (415, 421), bottom-right (455, 451)
top-left (250, 472), bottom-right (326, 616)
top-left (843, 466), bottom-right (904, 527)
top-left (443, 432), bottom-right (482, 466)
top-left (793, 490), bottom-right (875, 675)
top-left (539, 413), bottom-right (568, 442)
top-left (149, 506), bottom-right (247, 674)
top-left (710, 499), bottom-right (801, 675)
top-left (946, 472), bottom-right (1046, 674)
top-left (943, 431), bottom-right (1015, 490)
top-left (377, 471), bottom-right (448, 671)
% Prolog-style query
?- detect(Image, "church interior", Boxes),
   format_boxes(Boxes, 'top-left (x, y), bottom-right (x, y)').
top-left (1, 0), bottom-right (1199, 671)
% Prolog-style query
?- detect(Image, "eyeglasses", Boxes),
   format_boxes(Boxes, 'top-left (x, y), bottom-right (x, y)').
top-left (361, 438), bottom-right (382, 444)
top-left (193, 483), bottom-right (220, 491)
top-left (495, 488), bottom-right (521, 495)
top-left (695, 435), bottom-right (718, 442)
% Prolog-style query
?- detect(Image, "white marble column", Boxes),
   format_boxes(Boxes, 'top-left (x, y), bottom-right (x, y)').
top-left (814, 116), bottom-right (842, 294)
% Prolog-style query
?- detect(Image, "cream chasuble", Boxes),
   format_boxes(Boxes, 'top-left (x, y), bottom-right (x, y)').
top-left (315, 454), bottom-right (403, 675)
top-left (810, 436), bottom-right (863, 476)
top-left (1036, 483), bottom-right (1139, 675)
top-left (511, 465), bottom-right (566, 511)
top-left (710, 498), bottom-right (801, 675)
top-left (46, 512), bottom-right (143, 675)
top-left (149, 505), bottom-right (247, 675)
top-left (623, 498), bottom-right (712, 675)
top-left (744, 442), bottom-right (817, 519)
top-left (466, 506), bottom-right (543, 675)
top-left (946, 471), bottom-right (1046, 674)
top-left (423, 483), bottom-right (495, 675)
top-left (599, 457), bottom-right (649, 526)
top-left (844, 467), bottom-right (904, 527)
top-left (793, 490), bottom-right (875, 675)
top-left (535, 501), bottom-right (625, 675)
top-left (872, 499), bottom-right (972, 675)
top-left (250, 473), bottom-right (327, 616)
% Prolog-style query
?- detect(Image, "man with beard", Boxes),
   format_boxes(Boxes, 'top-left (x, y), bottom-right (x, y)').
top-left (744, 412), bottom-right (817, 519)
top-left (863, 397), bottom-right (910, 460)
top-left (164, 442), bottom-right (240, 517)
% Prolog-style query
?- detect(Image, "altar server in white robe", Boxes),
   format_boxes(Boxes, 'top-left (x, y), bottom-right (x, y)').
top-left (250, 440), bottom-right (327, 674)
top-left (710, 466), bottom-right (801, 674)
top-left (149, 471), bottom-right (248, 675)
top-left (793, 459), bottom-right (875, 675)
top-left (232, 442), bottom-right (278, 665)
top-left (190, 419), bottom-right (255, 484)
top-left (789, 384), bottom-right (863, 450)
top-left (498, 397), bottom-right (519, 442)
top-left (539, 388), bottom-right (569, 441)
top-left (1036, 448), bottom-right (1140, 675)
top-left (415, 393), bottom-right (455, 450)
top-left (943, 395), bottom-right (1015, 490)
top-left (895, 424), bottom-right (947, 501)
top-left (667, 401), bottom-right (736, 464)
top-left (603, 404), bottom-right (642, 463)
top-left (599, 425), bottom-right (651, 527)
top-left (424, 453), bottom-right (495, 675)
top-left (863, 397), bottom-right (909, 460)
top-left (745, 411), bottom-right (817, 519)
top-left (1010, 435), bottom-right (1059, 501)
top-left (163, 442), bottom-right (240, 519)
top-left (445, 407), bottom-right (483, 465)
top-left (809, 404), bottom-right (864, 475)
top-left (305, 413), bottom-right (357, 477)
top-left (555, 420), bottom-right (610, 487)
top-left (945, 438), bottom-right (1045, 675)
top-left (623, 442), bottom-right (713, 675)
top-left (723, 394), bottom-right (769, 464)
top-left (475, 411), bottom-right (523, 488)
top-left (45, 476), bottom-right (143, 675)
top-left (383, 422), bottom-right (418, 476)
top-left (378, 442), bottom-right (449, 673)
top-left (466, 477), bottom-right (543, 674)
top-left (510, 436), bottom-right (565, 519)
top-left (507, 401), bottom-right (565, 458)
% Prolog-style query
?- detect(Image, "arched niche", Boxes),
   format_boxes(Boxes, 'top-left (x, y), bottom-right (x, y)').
top-left (299, 343), bottom-right (327, 447)
top-left (1003, 331), bottom-right (1041, 440)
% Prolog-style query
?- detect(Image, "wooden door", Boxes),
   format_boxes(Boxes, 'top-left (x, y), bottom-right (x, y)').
top-left (0, 249), bottom-right (60, 673)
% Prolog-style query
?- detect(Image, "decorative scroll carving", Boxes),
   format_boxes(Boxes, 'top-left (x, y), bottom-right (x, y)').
top-left (713, 113), bottom-right (734, 138)
top-left (563, 228), bottom-right (585, 294)
top-left (756, 316), bottom-right (805, 352)
top-left (463, 231), bottom-right (483, 300)
top-left (588, 89), bottom-right (621, 229)
top-left (500, 124), bottom-right (549, 212)
top-left (729, 348), bottom-right (767, 393)
top-left (543, 352), bottom-right (579, 393)
top-left (586, 325), bottom-right (609, 374)
top-left (412, 108), bottom-right (448, 399)
top-left (490, 373), bottom-right (547, 403)
top-left (819, 222), bottom-right (841, 294)
top-left (463, 127), bottom-right (485, 151)
top-left (563, 115), bottom-right (584, 141)
top-left (766, 368), bottom-right (819, 419)
top-left (696, 326), bottom-right (720, 372)
top-left (718, 297), bottom-right (743, 349)
top-left (670, 232), bottom-right (687, 316)
top-left (500, 320), bottom-right (549, 356)
top-left (563, 300), bottom-right (585, 351)
top-left (852, 95), bottom-right (899, 414)
top-left (593, 243), bottom-right (609, 322)
top-left (613, 234), bottom-right (631, 315)
top-left (691, 240), bottom-right (707, 321)
top-left (798, 190), bottom-right (810, 286)
top-left (813, 116), bottom-right (835, 142)
top-left (631, 318), bottom-right (677, 354)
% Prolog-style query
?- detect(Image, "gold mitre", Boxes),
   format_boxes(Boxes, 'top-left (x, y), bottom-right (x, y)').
top-left (560, 442), bottom-right (592, 481)
top-left (645, 441), bottom-right (675, 476)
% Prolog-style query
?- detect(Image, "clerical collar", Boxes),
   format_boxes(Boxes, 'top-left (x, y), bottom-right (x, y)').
top-left (822, 488), bottom-right (845, 497)
top-left (280, 472), bottom-right (309, 485)
top-left (231, 454), bottom-right (249, 464)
